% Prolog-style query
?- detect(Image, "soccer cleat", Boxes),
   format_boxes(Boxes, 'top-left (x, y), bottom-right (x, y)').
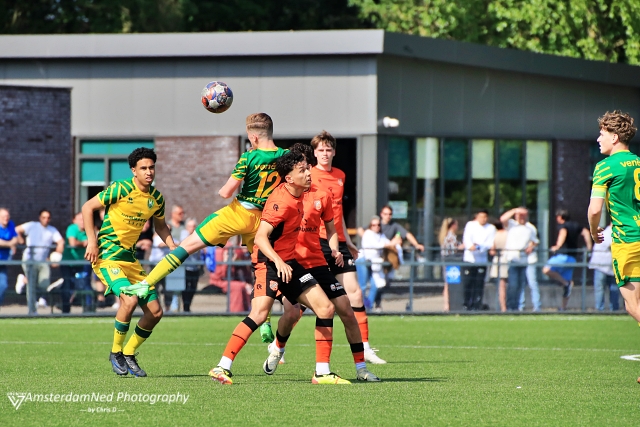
top-left (263, 346), bottom-right (285, 375)
top-left (364, 348), bottom-right (387, 364)
top-left (356, 367), bottom-right (381, 382)
top-left (46, 278), bottom-right (64, 293)
top-left (209, 366), bottom-right (233, 385)
top-left (123, 353), bottom-right (147, 377)
top-left (15, 274), bottom-right (26, 295)
top-left (311, 372), bottom-right (351, 385)
top-left (267, 341), bottom-right (285, 364)
top-left (120, 282), bottom-right (150, 298)
top-left (109, 351), bottom-right (128, 376)
top-left (260, 322), bottom-right (275, 343)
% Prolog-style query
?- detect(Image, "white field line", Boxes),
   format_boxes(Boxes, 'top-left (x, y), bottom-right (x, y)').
top-left (0, 340), bottom-right (636, 354)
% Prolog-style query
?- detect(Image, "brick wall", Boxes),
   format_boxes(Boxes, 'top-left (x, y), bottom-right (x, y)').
top-left (552, 139), bottom-right (593, 238)
top-left (0, 85), bottom-right (72, 231)
top-left (154, 136), bottom-right (241, 223)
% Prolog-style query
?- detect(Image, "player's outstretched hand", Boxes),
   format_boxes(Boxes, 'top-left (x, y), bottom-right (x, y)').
top-left (332, 250), bottom-right (344, 267)
top-left (591, 227), bottom-right (604, 244)
top-left (85, 242), bottom-right (99, 263)
top-left (274, 259), bottom-right (293, 283)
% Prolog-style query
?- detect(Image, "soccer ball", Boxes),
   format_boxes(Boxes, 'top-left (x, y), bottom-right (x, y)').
top-left (201, 81), bottom-right (233, 114)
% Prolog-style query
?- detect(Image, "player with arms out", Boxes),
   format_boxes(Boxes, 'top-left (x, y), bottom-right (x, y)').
top-left (311, 130), bottom-right (386, 364)
top-left (210, 151), bottom-right (356, 385)
top-left (587, 110), bottom-right (640, 382)
top-left (82, 147), bottom-right (177, 377)
top-left (127, 113), bottom-right (286, 301)
top-left (262, 143), bottom-right (380, 382)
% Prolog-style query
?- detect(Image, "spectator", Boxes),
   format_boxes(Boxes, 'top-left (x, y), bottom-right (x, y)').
top-left (500, 207), bottom-right (539, 311)
top-left (439, 218), bottom-right (464, 312)
top-left (58, 212), bottom-right (92, 313)
top-left (379, 204), bottom-right (424, 268)
top-left (165, 205), bottom-right (186, 310)
top-left (462, 209), bottom-right (496, 310)
top-left (149, 225), bottom-right (173, 312)
top-left (15, 209), bottom-right (65, 314)
top-left (357, 215), bottom-right (401, 310)
top-left (543, 209), bottom-right (592, 311)
top-left (0, 208), bottom-right (17, 309)
top-left (180, 218), bottom-right (202, 312)
top-left (589, 224), bottom-right (620, 311)
top-left (489, 221), bottom-right (508, 312)
top-left (207, 239), bottom-right (251, 313)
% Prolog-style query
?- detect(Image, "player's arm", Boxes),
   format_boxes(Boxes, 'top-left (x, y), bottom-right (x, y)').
top-left (341, 216), bottom-right (359, 259)
top-left (153, 217), bottom-right (177, 251)
top-left (82, 196), bottom-right (104, 263)
top-left (218, 176), bottom-right (243, 199)
top-left (587, 197), bottom-right (605, 244)
top-left (324, 219), bottom-right (344, 268)
top-left (254, 221), bottom-right (293, 282)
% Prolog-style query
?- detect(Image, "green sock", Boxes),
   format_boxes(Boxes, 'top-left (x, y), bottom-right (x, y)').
top-left (144, 246), bottom-right (189, 286)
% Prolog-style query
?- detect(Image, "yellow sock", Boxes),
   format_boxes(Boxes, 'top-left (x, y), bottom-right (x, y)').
top-left (123, 324), bottom-right (153, 355)
top-left (144, 247), bottom-right (189, 286)
top-left (112, 318), bottom-right (130, 353)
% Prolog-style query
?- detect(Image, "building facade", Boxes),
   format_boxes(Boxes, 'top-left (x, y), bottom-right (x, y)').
top-left (1, 30), bottom-right (638, 247)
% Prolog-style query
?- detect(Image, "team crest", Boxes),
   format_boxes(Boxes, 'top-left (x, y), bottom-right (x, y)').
top-left (314, 200), bottom-right (322, 211)
top-left (337, 178), bottom-right (343, 186)
top-left (127, 197), bottom-right (134, 204)
top-left (147, 198), bottom-right (154, 209)
top-left (110, 267), bottom-right (121, 275)
top-left (269, 280), bottom-right (279, 291)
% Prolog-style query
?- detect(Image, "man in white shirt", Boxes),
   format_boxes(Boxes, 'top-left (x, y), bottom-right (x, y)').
top-left (15, 209), bottom-right (64, 314)
top-left (518, 220), bottom-right (541, 312)
top-left (500, 207), bottom-right (539, 311)
top-left (589, 224), bottom-right (619, 311)
top-left (462, 210), bottom-right (496, 310)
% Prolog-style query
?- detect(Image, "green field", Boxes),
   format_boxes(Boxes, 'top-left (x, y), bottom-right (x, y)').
top-left (1, 315), bottom-right (639, 426)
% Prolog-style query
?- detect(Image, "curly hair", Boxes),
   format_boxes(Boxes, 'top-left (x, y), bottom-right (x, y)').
top-left (276, 151), bottom-right (306, 180)
top-left (128, 147), bottom-right (157, 168)
top-left (289, 142), bottom-right (316, 166)
top-left (598, 110), bottom-right (637, 144)
top-left (310, 130), bottom-right (336, 150)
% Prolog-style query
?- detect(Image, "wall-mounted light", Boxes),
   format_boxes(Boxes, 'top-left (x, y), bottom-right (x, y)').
top-left (382, 116), bottom-right (400, 128)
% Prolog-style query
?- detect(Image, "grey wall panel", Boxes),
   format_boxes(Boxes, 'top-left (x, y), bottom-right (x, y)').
top-left (378, 56), bottom-right (640, 140)
top-left (0, 56), bottom-right (378, 138)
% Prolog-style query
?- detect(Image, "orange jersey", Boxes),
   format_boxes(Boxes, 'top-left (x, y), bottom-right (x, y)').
top-left (295, 190), bottom-right (334, 269)
top-left (310, 166), bottom-right (346, 241)
top-left (257, 184), bottom-right (304, 262)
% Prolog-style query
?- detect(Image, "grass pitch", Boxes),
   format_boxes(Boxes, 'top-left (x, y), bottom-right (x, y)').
top-left (1, 314), bottom-right (639, 426)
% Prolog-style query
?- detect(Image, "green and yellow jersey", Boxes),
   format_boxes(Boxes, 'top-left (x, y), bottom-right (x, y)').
top-left (231, 147), bottom-right (288, 209)
top-left (591, 150), bottom-right (640, 243)
top-left (97, 178), bottom-right (165, 262)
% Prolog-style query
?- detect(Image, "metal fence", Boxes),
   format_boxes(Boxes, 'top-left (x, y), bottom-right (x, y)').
top-left (0, 245), bottom-right (621, 316)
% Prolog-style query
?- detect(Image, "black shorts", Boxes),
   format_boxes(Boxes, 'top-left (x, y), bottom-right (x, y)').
top-left (319, 239), bottom-right (357, 276)
top-left (266, 259), bottom-right (319, 304)
top-left (308, 265), bottom-right (347, 300)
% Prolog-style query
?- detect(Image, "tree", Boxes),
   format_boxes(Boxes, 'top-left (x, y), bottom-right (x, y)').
top-left (349, 0), bottom-right (640, 65)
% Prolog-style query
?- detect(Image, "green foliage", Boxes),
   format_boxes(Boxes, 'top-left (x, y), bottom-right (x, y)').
top-left (350, 0), bottom-right (640, 65)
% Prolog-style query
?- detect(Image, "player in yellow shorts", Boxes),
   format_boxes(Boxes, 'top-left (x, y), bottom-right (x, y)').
top-left (129, 113), bottom-right (286, 330)
top-left (587, 110), bottom-right (640, 382)
top-left (83, 147), bottom-right (177, 377)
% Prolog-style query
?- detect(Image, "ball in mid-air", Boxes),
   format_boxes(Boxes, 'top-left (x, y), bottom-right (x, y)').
top-left (201, 81), bottom-right (233, 113)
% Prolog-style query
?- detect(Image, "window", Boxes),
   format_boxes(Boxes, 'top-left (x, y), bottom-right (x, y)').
top-left (76, 140), bottom-right (154, 210)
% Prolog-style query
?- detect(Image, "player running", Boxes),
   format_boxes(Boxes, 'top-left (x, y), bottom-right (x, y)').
top-left (210, 151), bottom-right (368, 384)
top-left (126, 113), bottom-right (286, 299)
top-left (82, 147), bottom-right (177, 377)
top-left (587, 110), bottom-right (640, 383)
top-left (262, 143), bottom-right (380, 382)
top-left (312, 130), bottom-right (386, 363)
